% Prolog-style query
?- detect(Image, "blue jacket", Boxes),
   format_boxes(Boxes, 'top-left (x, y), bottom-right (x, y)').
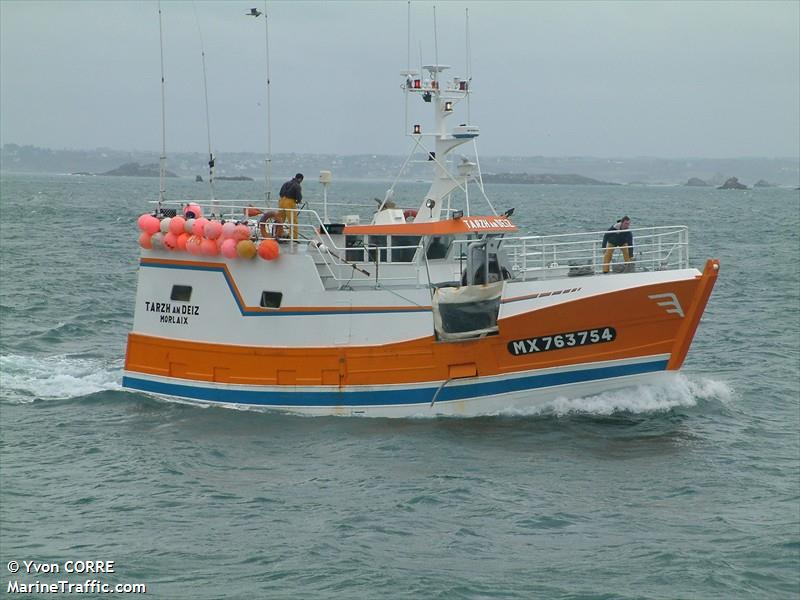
top-left (279, 178), bottom-right (302, 202)
top-left (602, 222), bottom-right (634, 253)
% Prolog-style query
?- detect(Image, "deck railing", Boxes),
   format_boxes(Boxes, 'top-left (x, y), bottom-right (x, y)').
top-left (149, 200), bottom-right (690, 283)
top-left (500, 226), bottom-right (689, 279)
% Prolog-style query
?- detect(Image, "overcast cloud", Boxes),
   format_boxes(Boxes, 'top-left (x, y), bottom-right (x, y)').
top-left (1, 0), bottom-right (798, 158)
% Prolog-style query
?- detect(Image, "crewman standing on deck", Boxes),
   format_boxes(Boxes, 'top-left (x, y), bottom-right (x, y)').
top-left (278, 173), bottom-right (304, 240)
top-left (602, 215), bottom-right (634, 273)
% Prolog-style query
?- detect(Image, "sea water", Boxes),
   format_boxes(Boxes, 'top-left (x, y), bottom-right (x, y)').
top-left (1, 173), bottom-right (798, 598)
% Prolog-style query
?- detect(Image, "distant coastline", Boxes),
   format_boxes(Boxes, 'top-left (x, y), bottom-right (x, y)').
top-left (482, 173), bottom-right (618, 185)
top-left (2, 144), bottom-right (798, 187)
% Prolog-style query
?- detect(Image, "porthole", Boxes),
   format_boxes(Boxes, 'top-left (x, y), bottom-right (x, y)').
top-left (260, 291), bottom-right (282, 308)
top-left (170, 285), bottom-right (193, 302)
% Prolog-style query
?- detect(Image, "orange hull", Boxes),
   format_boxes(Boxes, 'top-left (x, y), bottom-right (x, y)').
top-left (125, 260), bottom-right (718, 390)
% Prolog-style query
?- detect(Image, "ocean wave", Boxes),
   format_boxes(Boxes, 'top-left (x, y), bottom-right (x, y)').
top-left (0, 353), bottom-right (121, 403)
top-left (492, 373), bottom-right (733, 418)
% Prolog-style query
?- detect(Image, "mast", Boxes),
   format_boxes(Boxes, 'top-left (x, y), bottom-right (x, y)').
top-left (193, 2), bottom-right (216, 204)
top-left (262, 2), bottom-right (273, 202)
top-left (157, 0), bottom-right (167, 208)
top-left (246, 5), bottom-right (271, 202)
top-left (402, 31), bottom-right (479, 222)
top-left (264, 0), bottom-right (272, 202)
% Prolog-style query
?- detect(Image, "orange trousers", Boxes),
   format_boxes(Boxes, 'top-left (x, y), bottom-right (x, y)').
top-left (278, 196), bottom-right (299, 240)
top-left (602, 244), bottom-right (632, 273)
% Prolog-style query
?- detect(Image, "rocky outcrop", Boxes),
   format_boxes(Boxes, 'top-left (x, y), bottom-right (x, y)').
top-left (482, 172), bottom-right (617, 185)
top-left (753, 179), bottom-right (773, 188)
top-left (100, 162), bottom-right (177, 177)
top-left (717, 177), bottom-right (748, 190)
top-left (216, 175), bottom-right (254, 181)
top-left (685, 177), bottom-right (708, 187)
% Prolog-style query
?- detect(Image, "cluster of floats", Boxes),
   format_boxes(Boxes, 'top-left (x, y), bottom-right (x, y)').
top-left (123, 21), bottom-right (718, 417)
top-left (136, 203), bottom-right (280, 261)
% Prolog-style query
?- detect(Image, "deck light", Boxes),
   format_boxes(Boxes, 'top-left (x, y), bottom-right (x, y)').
top-left (425, 198), bottom-right (436, 218)
top-left (444, 101), bottom-right (453, 112)
top-left (452, 210), bottom-right (464, 219)
top-left (414, 79), bottom-right (421, 89)
top-left (413, 124), bottom-right (421, 135)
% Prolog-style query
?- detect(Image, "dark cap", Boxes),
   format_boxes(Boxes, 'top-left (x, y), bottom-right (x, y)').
top-left (295, 173), bottom-right (304, 181)
top-left (621, 215), bottom-right (630, 222)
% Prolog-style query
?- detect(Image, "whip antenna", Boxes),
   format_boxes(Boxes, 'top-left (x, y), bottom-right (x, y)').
top-left (433, 5), bottom-right (439, 84)
top-left (192, 2), bottom-right (217, 204)
top-left (466, 7), bottom-right (472, 123)
top-left (407, 1), bottom-right (411, 73)
top-left (404, 0), bottom-right (411, 137)
top-left (157, 0), bottom-right (167, 208)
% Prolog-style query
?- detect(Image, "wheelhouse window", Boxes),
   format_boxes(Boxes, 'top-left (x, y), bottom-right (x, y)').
top-left (426, 236), bottom-right (452, 260)
top-left (346, 235), bottom-right (423, 263)
top-left (391, 235), bottom-right (421, 262)
top-left (170, 285), bottom-right (193, 302)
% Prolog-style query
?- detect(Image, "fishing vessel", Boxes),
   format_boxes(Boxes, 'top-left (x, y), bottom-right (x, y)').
top-left (122, 25), bottom-right (718, 417)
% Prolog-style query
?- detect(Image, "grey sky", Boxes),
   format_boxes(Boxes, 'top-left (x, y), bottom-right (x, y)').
top-left (1, 1), bottom-right (798, 158)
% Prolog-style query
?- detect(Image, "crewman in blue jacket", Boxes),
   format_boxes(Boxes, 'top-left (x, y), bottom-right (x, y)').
top-left (602, 216), bottom-right (634, 273)
top-left (279, 173), bottom-right (304, 241)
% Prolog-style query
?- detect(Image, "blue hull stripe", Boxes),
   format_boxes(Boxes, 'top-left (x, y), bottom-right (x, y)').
top-left (123, 359), bottom-right (668, 407)
top-left (141, 260), bottom-right (430, 316)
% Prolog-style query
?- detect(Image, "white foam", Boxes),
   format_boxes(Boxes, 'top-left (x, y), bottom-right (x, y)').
top-left (0, 353), bottom-right (121, 403)
top-left (531, 373), bottom-right (733, 417)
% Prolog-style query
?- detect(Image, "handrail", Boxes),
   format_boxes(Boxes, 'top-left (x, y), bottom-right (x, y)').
top-left (148, 199), bottom-right (691, 282)
top-left (499, 226), bottom-right (689, 279)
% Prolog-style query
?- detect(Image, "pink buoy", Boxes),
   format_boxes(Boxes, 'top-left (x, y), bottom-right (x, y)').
top-left (221, 221), bottom-right (236, 239)
top-left (204, 220), bottom-right (223, 240)
top-left (258, 238), bottom-right (280, 261)
top-left (137, 214), bottom-right (160, 235)
top-left (233, 224), bottom-right (251, 241)
top-left (164, 232), bottom-right (178, 250)
top-left (201, 238), bottom-right (219, 256)
top-left (169, 216), bottom-right (186, 235)
top-left (221, 238), bottom-right (238, 258)
top-left (176, 232), bottom-right (189, 251)
top-left (138, 232), bottom-right (153, 249)
top-left (184, 203), bottom-right (203, 219)
top-left (236, 239), bottom-right (257, 259)
top-left (192, 217), bottom-right (210, 237)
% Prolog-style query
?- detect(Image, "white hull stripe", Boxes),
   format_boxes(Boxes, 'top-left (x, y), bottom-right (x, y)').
top-left (123, 358), bottom-right (669, 407)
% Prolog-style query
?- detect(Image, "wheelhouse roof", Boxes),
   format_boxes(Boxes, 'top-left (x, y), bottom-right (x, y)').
top-left (343, 216), bottom-right (518, 236)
